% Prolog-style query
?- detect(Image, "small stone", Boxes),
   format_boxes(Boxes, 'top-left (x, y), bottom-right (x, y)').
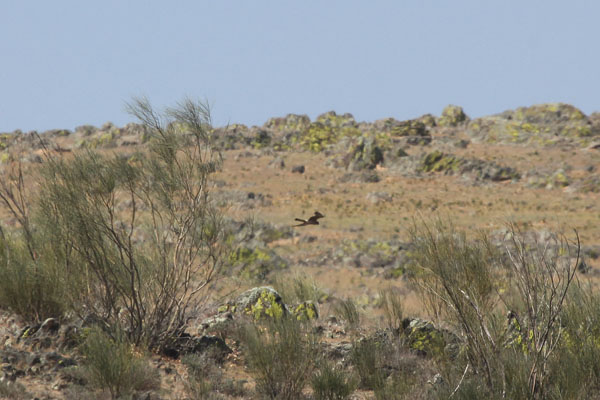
top-left (292, 165), bottom-right (305, 174)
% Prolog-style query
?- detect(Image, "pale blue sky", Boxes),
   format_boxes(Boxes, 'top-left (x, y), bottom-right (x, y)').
top-left (1, 1), bottom-right (598, 132)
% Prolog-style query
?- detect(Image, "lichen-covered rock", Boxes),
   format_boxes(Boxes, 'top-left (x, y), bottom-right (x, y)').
top-left (290, 301), bottom-right (319, 321)
top-left (468, 103), bottom-right (599, 146)
top-left (416, 113), bottom-right (437, 128)
top-left (264, 114), bottom-right (311, 133)
top-left (300, 111), bottom-right (361, 152)
top-left (403, 318), bottom-right (458, 358)
top-left (163, 334), bottom-right (232, 360)
top-left (419, 150), bottom-right (520, 182)
top-left (344, 136), bottom-right (384, 171)
top-left (199, 312), bottom-right (234, 335)
top-left (372, 118), bottom-right (428, 137)
top-left (437, 105), bottom-right (469, 127)
top-left (212, 124), bottom-right (250, 150)
top-left (548, 169), bottom-right (570, 189)
top-left (338, 170), bottom-right (380, 183)
top-left (234, 286), bottom-right (288, 320)
top-left (251, 129), bottom-right (271, 149)
top-left (419, 150), bottom-right (462, 173)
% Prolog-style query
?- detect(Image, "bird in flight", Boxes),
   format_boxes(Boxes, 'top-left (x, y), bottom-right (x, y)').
top-left (294, 211), bottom-right (325, 227)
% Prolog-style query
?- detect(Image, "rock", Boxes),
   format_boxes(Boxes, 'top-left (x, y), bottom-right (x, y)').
top-left (547, 169), bottom-right (570, 188)
top-left (268, 156), bottom-right (286, 169)
top-left (200, 312), bottom-right (234, 334)
top-left (162, 333), bottom-right (231, 360)
top-left (338, 170), bottom-right (380, 183)
top-left (301, 111), bottom-right (361, 152)
top-left (403, 318), bottom-right (459, 358)
top-left (231, 286), bottom-right (288, 320)
top-left (291, 165), bottom-right (305, 174)
top-left (345, 136), bottom-right (384, 171)
top-left (467, 103), bottom-right (598, 146)
top-left (437, 105), bottom-right (469, 127)
top-left (264, 114), bottom-right (311, 133)
top-left (251, 129), bottom-right (271, 149)
top-left (372, 118), bottom-right (428, 137)
top-left (290, 301), bottom-right (319, 321)
top-left (419, 150), bottom-right (520, 182)
top-left (74, 125), bottom-right (97, 136)
top-left (577, 259), bottom-right (591, 274)
top-left (366, 191), bottom-right (392, 204)
top-left (39, 318), bottom-right (59, 335)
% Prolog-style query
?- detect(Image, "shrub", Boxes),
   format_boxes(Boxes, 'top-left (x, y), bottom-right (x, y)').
top-left (80, 327), bottom-right (159, 399)
top-left (311, 361), bottom-right (357, 400)
top-left (379, 287), bottom-right (404, 333)
top-left (408, 218), bottom-right (581, 398)
top-left (0, 97), bottom-right (228, 351)
top-left (273, 273), bottom-right (327, 304)
top-left (0, 380), bottom-right (29, 400)
top-left (351, 338), bottom-right (386, 391)
top-left (182, 352), bottom-right (248, 399)
top-left (0, 163), bottom-right (71, 321)
top-left (334, 298), bottom-right (361, 332)
top-left (241, 317), bottom-right (318, 399)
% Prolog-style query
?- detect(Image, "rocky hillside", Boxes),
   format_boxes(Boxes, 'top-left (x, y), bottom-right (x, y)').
top-left (0, 102), bottom-right (599, 399)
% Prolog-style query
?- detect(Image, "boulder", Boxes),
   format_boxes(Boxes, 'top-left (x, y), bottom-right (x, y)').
top-left (437, 105), bottom-right (469, 127)
top-left (403, 318), bottom-right (459, 358)
top-left (345, 136), bottom-right (384, 171)
top-left (264, 114), bottom-right (311, 133)
top-left (290, 301), bottom-right (319, 321)
top-left (372, 118), bottom-right (428, 137)
top-left (231, 286), bottom-right (288, 320)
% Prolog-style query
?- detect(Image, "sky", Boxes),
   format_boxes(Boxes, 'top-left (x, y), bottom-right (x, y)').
top-left (1, 1), bottom-right (599, 132)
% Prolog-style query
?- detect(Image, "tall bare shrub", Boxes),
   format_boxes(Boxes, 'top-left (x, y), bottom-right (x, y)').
top-left (30, 97), bottom-right (226, 350)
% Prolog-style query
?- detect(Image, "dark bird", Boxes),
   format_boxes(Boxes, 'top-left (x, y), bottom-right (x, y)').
top-left (294, 211), bottom-right (325, 227)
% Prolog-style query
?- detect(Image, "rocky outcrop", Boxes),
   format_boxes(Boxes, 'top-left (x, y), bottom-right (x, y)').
top-left (467, 103), bottom-right (599, 146)
top-left (419, 150), bottom-right (520, 182)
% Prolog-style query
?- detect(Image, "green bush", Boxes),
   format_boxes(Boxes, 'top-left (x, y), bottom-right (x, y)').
top-left (0, 380), bottom-right (29, 400)
top-left (334, 298), bottom-right (361, 332)
top-left (0, 231), bottom-right (70, 322)
top-left (0, 98), bottom-right (229, 352)
top-left (241, 317), bottom-right (318, 399)
top-left (351, 338), bottom-right (386, 391)
top-left (182, 353), bottom-right (248, 399)
top-left (409, 219), bottom-right (582, 399)
top-left (272, 273), bottom-right (327, 304)
top-left (311, 361), bottom-right (357, 400)
top-left (80, 327), bottom-right (159, 399)
top-left (379, 288), bottom-right (404, 333)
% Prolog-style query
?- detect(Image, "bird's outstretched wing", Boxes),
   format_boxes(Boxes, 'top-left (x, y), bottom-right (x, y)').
top-left (293, 211), bottom-right (325, 227)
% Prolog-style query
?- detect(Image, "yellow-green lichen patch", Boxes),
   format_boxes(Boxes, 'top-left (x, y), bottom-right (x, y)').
top-left (404, 318), bottom-right (450, 358)
top-left (419, 150), bottom-right (463, 173)
top-left (0, 134), bottom-right (14, 151)
top-left (0, 152), bottom-right (11, 164)
top-left (291, 301), bottom-right (319, 321)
